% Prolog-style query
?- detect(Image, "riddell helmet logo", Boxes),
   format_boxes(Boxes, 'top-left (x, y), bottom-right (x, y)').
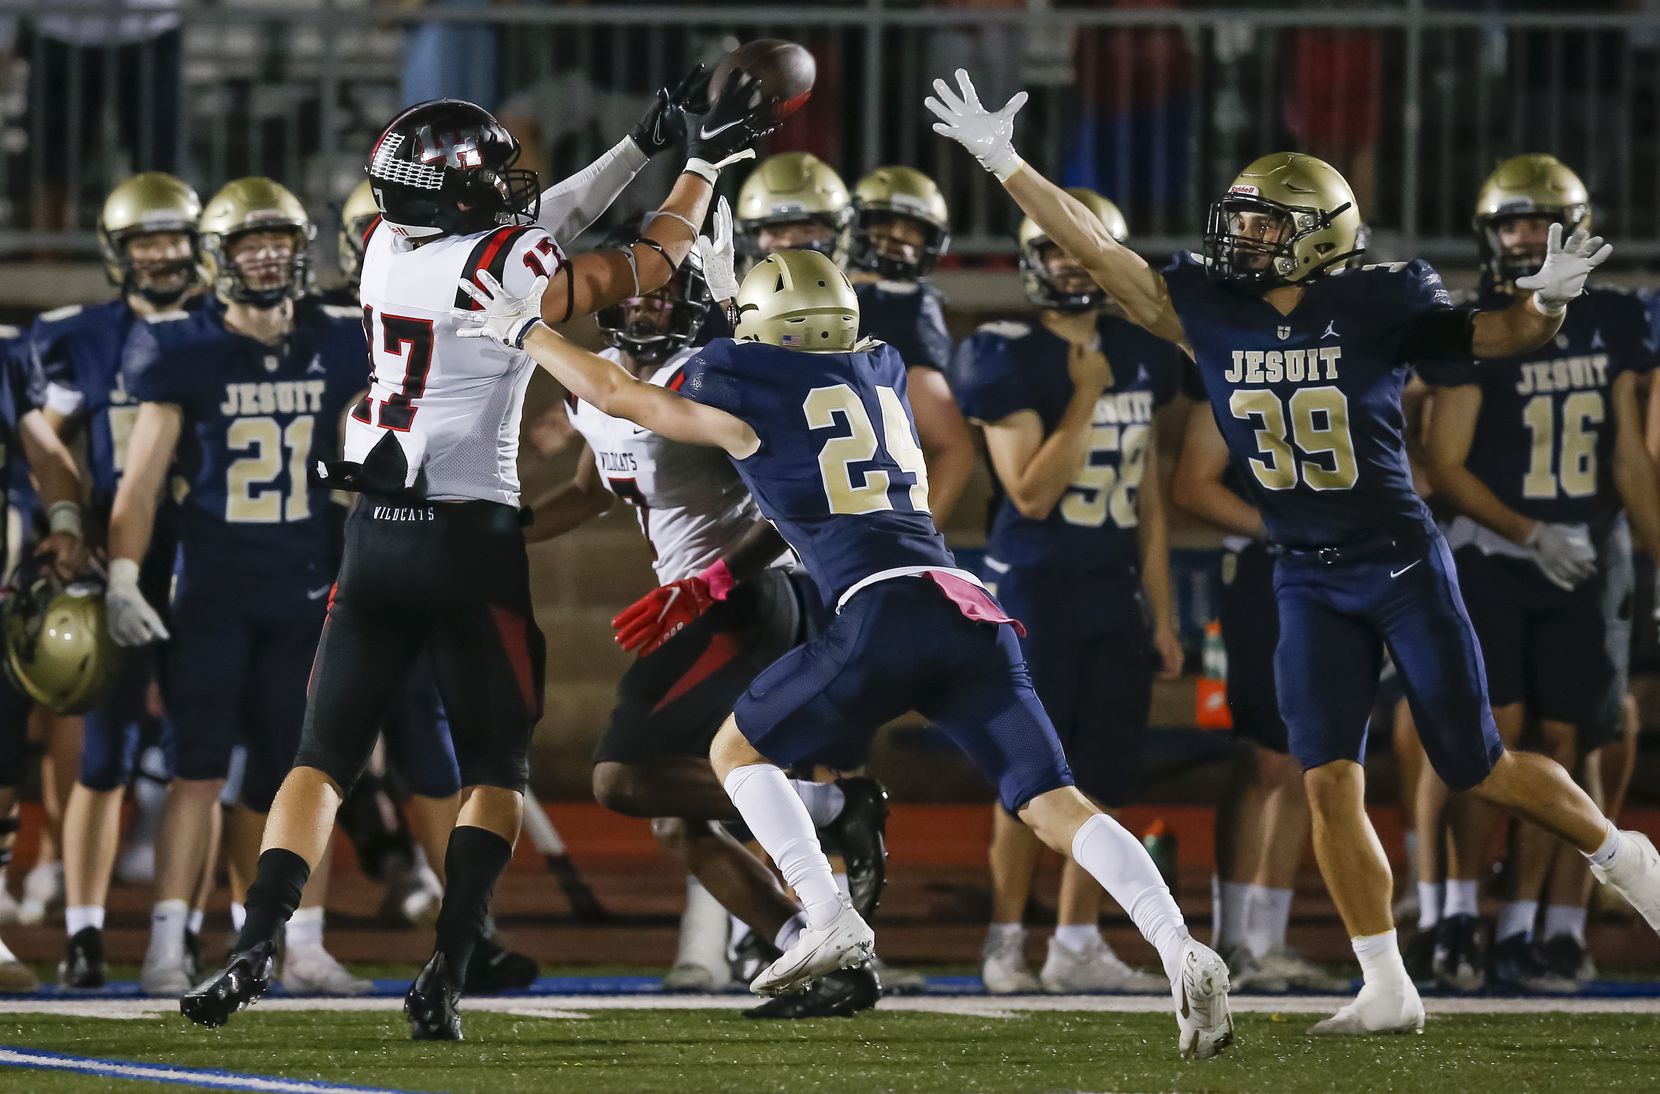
top-left (415, 125), bottom-right (484, 169)
top-left (1228, 184), bottom-right (1260, 196)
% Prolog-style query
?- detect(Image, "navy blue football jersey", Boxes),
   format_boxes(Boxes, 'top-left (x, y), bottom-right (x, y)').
top-left (122, 298), bottom-right (367, 589)
top-left (954, 313), bottom-right (1183, 575)
top-left (680, 337), bottom-right (955, 607)
top-left (0, 325), bottom-right (47, 559)
top-left (856, 280), bottom-right (953, 373)
top-left (30, 296), bottom-right (209, 513)
top-left (1166, 253), bottom-right (1465, 549)
top-left (1429, 285), bottom-right (1656, 527)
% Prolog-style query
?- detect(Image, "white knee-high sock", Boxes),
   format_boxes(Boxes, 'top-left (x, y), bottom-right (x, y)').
top-left (722, 764), bottom-right (843, 929)
top-left (1071, 814), bottom-right (1190, 982)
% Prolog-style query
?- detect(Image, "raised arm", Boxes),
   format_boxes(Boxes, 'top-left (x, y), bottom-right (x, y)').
top-left (926, 69), bottom-right (1189, 351)
top-left (1470, 224), bottom-right (1611, 359)
top-left (458, 271), bottom-right (757, 459)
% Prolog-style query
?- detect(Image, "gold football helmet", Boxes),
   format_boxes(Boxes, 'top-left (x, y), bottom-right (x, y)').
top-left (1203, 153), bottom-right (1363, 287)
top-left (1473, 154), bottom-right (1591, 285)
top-left (199, 177), bottom-right (315, 307)
top-left (3, 569), bottom-right (118, 716)
top-left (337, 179), bottom-right (380, 288)
top-left (843, 166), bottom-right (951, 280)
top-left (97, 173), bottom-right (202, 305)
top-left (733, 249), bottom-right (860, 352)
top-left (735, 153), bottom-right (851, 260)
top-left (1018, 188), bottom-right (1126, 312)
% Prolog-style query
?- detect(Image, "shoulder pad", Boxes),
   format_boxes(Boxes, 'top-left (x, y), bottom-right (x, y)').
top-left (142, 309), bottom-right (193, 325)
top-left (852, 336), bottom-right (885, 353)
top-left (318, 304), bottom-right (362, 321)
top-left (874, 279), bottom-right (920, 296)
top-left (974, 320), bottom-right (1031, 340)
top-left (38, 304), bottom-right (85, 324)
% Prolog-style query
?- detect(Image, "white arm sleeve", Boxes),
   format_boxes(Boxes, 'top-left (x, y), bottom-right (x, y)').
top-left (535, 137), bottom-right (651, 242)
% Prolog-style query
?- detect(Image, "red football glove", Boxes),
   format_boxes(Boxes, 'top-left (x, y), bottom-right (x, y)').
top-left (611, 559), bottom-right (735, 656)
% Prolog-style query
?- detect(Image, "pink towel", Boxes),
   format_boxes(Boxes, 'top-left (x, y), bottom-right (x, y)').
top-left (926, 571), bottom-right (1027, 637)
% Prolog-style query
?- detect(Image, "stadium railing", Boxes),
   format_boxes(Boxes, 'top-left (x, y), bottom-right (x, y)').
top-left (5, 0), bottom-right (1660, 265)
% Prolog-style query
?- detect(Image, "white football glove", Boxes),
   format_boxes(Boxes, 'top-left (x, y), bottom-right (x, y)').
top-left (106, 557), bottom-right (168, 647)
top-left (924, 68), bottom-right (1028, 181)
top-left (1514, 222), bottom-right (1613, 315)
top-left (453, 271), bottom-right (547, 348)
top-left (697, 197), bottom-right (739, 303)
top-left (1525, 521), bottom-right (1597, 590)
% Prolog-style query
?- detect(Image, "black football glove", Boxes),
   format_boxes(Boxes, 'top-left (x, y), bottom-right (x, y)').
top-left (686, 68), bottom-right (777, 165)
top-left (630, 64), bottom-right (710, 158)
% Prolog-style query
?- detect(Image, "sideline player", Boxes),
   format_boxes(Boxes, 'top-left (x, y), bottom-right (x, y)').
top-left (184, 77), bottom-right (777, 1039)
top-left (530, 218), bottom-right (885, 1017)
top-left (0, 324), bottom-right (89, 992)
top-left (109, 178), bottom-right (369, 996)
top-left (31, 173), bottom-right (205, 989)
top-left (459, 243), bottom-right (1235, 1061)
top-left (928, 68), bottom-right (1659, 1034)
top-left (1423, 154), bottom-right (1660, 991)
top-left (955, 191), bottom-right (1182, 994)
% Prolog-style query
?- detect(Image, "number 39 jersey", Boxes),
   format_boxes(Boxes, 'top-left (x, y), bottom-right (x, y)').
top-left (1426, 285), bottom-right (1656, 529)
top-left (353, 219), bottom-right (565, 505)
top-left (953, 314), bottom-right (1183, 577)
top-left (122, 299), bottom-right (366, 588)
top-left (680, 337), bottom-right (954, 608)
top-left (1165, 252), bottom-right (1467, 549)
top-left (566, 346), bottom-right (771, 584)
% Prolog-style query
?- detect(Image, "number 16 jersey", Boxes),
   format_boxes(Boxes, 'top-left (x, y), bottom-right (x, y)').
top-left (353, 218), bottom-right (565, 505)
top-left (1165, 252), bottom-right (1468, 549)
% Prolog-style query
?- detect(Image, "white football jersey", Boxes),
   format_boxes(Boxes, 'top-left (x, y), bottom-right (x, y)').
top-left (353, 219), bottom-right (566, 506)
top-left (567, 347), bottom-right (780, 583)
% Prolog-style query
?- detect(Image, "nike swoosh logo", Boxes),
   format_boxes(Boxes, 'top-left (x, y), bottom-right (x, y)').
top-left (1389, 560), bottom-right (1421, 579)
top-left (699, 118), bottom-right (742, 140)
top-left (307, 585), bottom-right (332, 601)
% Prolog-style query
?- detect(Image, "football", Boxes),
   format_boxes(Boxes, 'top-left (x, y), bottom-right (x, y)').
top-left (711, 38), bottom-right (816, 121)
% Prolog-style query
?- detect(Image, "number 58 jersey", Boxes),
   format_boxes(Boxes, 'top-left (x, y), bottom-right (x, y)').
top-left (1165, 252), bottom-right (1468, 549)
top-left (353, 219), bottom-right (565, 505)
top-left (680, 337), bottom-right (954, 609)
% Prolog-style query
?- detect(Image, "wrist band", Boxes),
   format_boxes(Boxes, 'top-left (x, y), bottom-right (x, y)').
top-left (109, 556), bottom-right (141, 587)
top-left (1532, 291), bottom-right (1567, 318)
top-left (46, 500), bottom-right (82, 539)
top-left (512, 317), bottom-right (547, 351)
top-left (698, 558), bottom-right (736, 602)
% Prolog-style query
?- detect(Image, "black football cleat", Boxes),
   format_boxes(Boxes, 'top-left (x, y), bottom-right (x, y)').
top-left (463, 936), bottom-right (539, 993)
top-left (1489, 933), bottom-right (1576, 994)
top-left (1432, 914), bottom-right (1487, 993)
top-left (1540, 933), bottom-right (1596, 985)
top-left (1402, 927), bottom-right (1437, 984)
top-left (405, 953), bottom-right (463, 1041)
top-left (743, 963), bottom-right (881, 1020)
top-left (183, 928), bottom-right (202, 981)
top-left (180, 941), bottom-right (276, 1028)
top-left (825, 777), bottom-right (889, 919)
top-left (730, 929), bottom-right (783, 985)
top-left (58, 927), bottom-right (107, 990)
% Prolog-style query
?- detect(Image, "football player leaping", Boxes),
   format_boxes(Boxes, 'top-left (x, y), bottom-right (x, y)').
top-left (183, 73), bottom-right (777, 1039)
top-left (927, 68), bottom-right (1660, 1035)
top-left (458, 240), bottom-right (1234, 1060)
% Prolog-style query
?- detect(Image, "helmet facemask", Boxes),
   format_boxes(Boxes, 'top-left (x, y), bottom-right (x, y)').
top-left (1203, 194), bottom-right (1357, 289)
top-left (843, 208), bottom-right (948, 280)
top-left (596, 262), bottom-right (712, 364)
top-left (210, 225), bottom-right (312, 307)
top-left (115, 227), bottom-right (199, 308)
top-left (1021, 237), bottom-right (1103, 313)
top-left (1476, 209), bottom-right (1582, 289)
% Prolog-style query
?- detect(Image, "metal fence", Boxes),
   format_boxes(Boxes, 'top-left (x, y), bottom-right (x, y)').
top-left (6, 1), bottom-right (1660, 267)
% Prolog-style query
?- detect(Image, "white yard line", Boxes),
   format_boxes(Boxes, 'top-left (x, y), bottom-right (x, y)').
top-left (3, 993), bottom-right (1659, 1022)
top-left (0, 1046), bottom-right (420, 1093)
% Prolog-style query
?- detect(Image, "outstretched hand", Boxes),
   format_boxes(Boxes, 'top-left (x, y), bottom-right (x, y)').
top-left (924, 68), bottom-right (1027, 180)
top-left (1515, 222), bottom-right (1613, 313)
top-left (453, 271), bottom-right (547, 349)
top-left (697, 197), bottom-right (739, 303)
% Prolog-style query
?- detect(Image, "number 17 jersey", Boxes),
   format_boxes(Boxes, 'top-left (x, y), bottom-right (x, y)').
top-left (354, 218), bottom-right (565, 505)
top-left (1165, 252), bottom-right (1467, 549)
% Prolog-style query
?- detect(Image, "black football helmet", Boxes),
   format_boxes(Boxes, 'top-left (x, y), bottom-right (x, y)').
top-left (366, 99), bottom-right (539, 239)
top-left (594, 220), bottom-right (712, 363)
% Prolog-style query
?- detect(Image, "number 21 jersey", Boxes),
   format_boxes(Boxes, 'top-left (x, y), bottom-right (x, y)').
top-left (1165, 253), bottom-right (1467, 549)
top-left (354, 218), bottom-right (565, 505)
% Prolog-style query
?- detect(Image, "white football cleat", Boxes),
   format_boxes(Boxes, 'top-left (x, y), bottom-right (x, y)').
top-left (662, 962), bottom-right (729, 993)
top-left (980, 929), bottom-right (1040, 994)
top-left (750, 899), bottom-right (873, 997)
top-left (0, 934), bottom-right (38, 993)
top-left (1307, 977), bottom-right (1425, 1036)
top-left (1222, 946), bottom-right (1288, 993)
top-left (1040, 935), bottom-right (1167, 993)
top-left (282, 946), bottom-right (373, 995)
top-left (1258, 946), bottom-right (1351, 993)
top-left (1173, 940), bottom-right (1233, 1061)
top-left (1590, 830), bottom-right (1660, 932)
top-left (17, 861), bottom-right (63, 926)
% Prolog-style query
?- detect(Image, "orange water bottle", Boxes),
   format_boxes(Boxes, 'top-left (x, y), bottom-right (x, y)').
top-left (1195, 619), bottom-right (1232, 730)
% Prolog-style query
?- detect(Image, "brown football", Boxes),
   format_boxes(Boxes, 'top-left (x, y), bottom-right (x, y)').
top-left (711, 38), bottom-right (816, 121)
